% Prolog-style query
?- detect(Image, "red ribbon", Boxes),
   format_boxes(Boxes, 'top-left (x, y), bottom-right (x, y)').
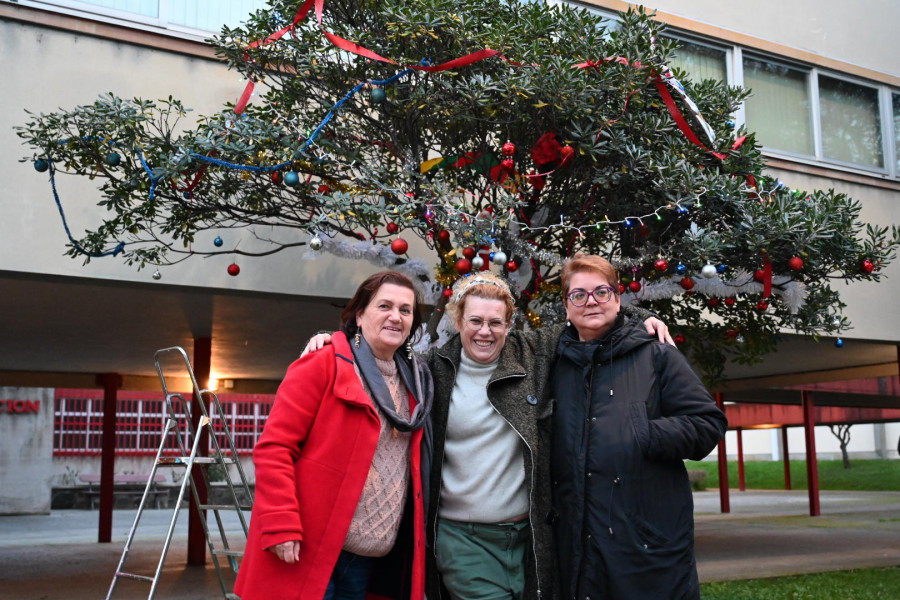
top-left (762, 253), bottom-right (772, 298)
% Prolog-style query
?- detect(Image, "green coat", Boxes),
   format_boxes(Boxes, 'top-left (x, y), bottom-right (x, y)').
top-left (424, 326), bottom-right (560, 600)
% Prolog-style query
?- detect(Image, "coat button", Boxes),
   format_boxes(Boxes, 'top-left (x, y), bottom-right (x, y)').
top-left (526, 395), bottom-right (538, 405)
top-left (613, 477), bottom-right (621, 485)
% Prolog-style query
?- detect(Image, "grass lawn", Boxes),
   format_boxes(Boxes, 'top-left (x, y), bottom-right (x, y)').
top-left (686, 458), bottom-right (900, 491)
top-left (700, 567), bottom-right (900, 599)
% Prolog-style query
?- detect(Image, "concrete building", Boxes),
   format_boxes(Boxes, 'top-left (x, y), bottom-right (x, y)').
top-left (1, 0), bottom-right (898, 514)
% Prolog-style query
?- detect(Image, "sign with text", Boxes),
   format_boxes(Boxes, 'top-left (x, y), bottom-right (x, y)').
top-left (0, 399), bottom-right (41, 414)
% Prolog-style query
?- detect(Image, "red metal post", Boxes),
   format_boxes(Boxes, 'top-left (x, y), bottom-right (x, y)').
top-left (781, 426), bottom-right (792, 490)
top-left (188, 338), bottom-right (212, 565)
top-left (714, 392), bottom-right (730, 513)
top-left (736, 428), bottom-right (746, 491)
top-left (801, 390), bottom-right (821, 516)
top-left (98, 373), bottom-right (120, 543)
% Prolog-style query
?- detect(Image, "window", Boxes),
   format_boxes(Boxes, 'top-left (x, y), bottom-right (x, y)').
top-left (818, 75), bottom-right (883, 169)
top-left (668, 39), bottom-right (727, 84)
top-left (26, 0), bottom-right (267, 36)
top-left (894, 94), bottom-right (900, 173)
top-left (742, 56), bottom-right (814, 157)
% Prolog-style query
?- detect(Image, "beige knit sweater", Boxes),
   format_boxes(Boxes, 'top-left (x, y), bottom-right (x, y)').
top-left (343, 357), bottom-right (411, 557)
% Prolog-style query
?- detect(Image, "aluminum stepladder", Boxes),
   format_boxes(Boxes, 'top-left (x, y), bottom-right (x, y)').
top-left (106, 346), bottom-right (254, 600)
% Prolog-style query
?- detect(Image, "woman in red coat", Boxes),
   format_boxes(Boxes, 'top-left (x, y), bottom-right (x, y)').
top-left (234, 271), bottom-right (433, 600)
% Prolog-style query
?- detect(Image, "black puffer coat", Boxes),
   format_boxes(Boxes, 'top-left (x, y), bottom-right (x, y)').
top-left (550, 314), bottom-right (726, 600)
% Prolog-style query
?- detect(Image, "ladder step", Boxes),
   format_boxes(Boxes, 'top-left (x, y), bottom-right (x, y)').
top-left (115, 571), bottom-right (155, 584)
top-left (199, 503), bottom-right (252, 511)
top-left (212, 549), bottom-right (245, 557)
top-left (157, 456), bottom-right (236, 465)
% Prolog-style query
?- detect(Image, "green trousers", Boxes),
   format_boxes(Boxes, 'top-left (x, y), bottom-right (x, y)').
top-left (435, 517), bottom-right (530, 600)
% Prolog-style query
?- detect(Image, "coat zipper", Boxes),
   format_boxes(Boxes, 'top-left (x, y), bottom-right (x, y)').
top-left (487, 372), bottom-right (543, 599)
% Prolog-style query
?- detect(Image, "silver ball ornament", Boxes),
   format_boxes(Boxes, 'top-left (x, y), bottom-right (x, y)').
top-left (492, 251), bottom-right (508, 265)
top-left (309, 235), bottom-right (323, 251)
top-left (471, 256), bottom-right (484, 270)
top-left (152, 270), bottom-right (162, 280)
top-left (700, 264), bottom-right (718, 279)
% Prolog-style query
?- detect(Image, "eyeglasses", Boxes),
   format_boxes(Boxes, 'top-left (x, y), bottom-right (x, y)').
top-left (566, 285), bottom-right (617, 307)
top-left (464, 317), bottom-right (509, 333)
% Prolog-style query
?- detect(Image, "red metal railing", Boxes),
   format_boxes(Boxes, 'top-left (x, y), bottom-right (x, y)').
top-left (53, 389), bottom-right (273, 456)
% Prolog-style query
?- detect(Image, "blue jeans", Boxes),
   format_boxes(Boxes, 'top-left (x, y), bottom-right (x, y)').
top-left (323, 550), bottom-right (372, 600)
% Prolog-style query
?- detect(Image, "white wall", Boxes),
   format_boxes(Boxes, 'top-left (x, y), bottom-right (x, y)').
top-left (0, 387), bottom-right (54, 514)
top-left (0, 19), bottom-right (394, 299)
top-left (612, 0), bottom-right (900, 79)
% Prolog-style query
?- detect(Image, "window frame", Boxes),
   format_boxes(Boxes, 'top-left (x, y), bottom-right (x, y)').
top-left (12, 0), bottom-right (261, 41)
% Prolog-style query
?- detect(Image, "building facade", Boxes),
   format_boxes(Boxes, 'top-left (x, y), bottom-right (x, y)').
top-left (1, 0), bottom-right (898, 513)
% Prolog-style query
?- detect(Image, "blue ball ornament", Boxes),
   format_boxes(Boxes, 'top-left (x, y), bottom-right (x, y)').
top-left (676, 264), bottom-right (687, 275)
top-left (726, 119), bottom-right (735, 130)
top-left (106, 152), bottom-right (121, 167)
top-left (717, 264), bottom-right (727, 274)
top-left (214, 236), bottom-right (224, 247)
top-left (370, 87), bottom-right (387, 103)
top-left (34, 158), bottom-right (50, 172)
top-left (284, 171), bottom-right (300, 187)
top-left (834, 338), bottom-right (844, 348)
top-left (183, 191), bottom-right (192, 200)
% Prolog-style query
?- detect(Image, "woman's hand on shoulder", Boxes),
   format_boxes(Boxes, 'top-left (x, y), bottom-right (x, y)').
top-left (643, 316), bottom-right (674, 346)
top-left (300, 333), bottom-right (334, 358)
top-left (268, 540), bottom-right (301, 563)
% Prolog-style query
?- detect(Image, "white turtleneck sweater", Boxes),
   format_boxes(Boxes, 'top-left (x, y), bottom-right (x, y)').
top-left (438, 351), bottom-right (528, 523)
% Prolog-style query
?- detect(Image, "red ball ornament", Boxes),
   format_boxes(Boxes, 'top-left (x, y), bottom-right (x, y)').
top-left (390, 238), bottom-right (409, 255)
top-left (501, 158), bottom-right (515, 172)
top-left (788, 256), bottom-right (804, 271)
top-left (386, 222), bottom-right (399, 234)
top-left (725, 329), bottom-right (738, 339)
top-left (861, 259), bottom-right (875, 274)
top-left (438, 229), bottom-right (451, 243)
top-left (317, 184), bottom-right (331, 194)
top-left (442, 288), bottom-right (453, 300)
top-left (619, 283), bottom-right (626, 295)
top-left (628, 281), bottom-right (642, 293)
top-left (501, 141), bottom-right (516, 156)
top-left (673, 334), bottom-right (685, 345)
top-left (270, 171), bottom-right (283, 185)
top-left (707, 297), bottom-right (720, 308)
top-left (724, 297), bottom-right (736, 307)
top-left (455, 258), bottom-right (473, 275)
top-left (753, 269), bottom-right (766, 282)
top-left (227, 263), bottom-right (240, 277)
top-left (559, 145), bottom-right (575, 166)
top-left (654, 259), bottom-right (669, 273)
top-left (756, 300), bottom-right (769, 312)
top-left (506, 261), bottom-right (518, 272)
top-left (680, 277), bottom-right (695, 290)
top-left (462, 247), bottom-right (477, 260)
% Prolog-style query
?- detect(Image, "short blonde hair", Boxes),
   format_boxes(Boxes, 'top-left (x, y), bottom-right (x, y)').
top-left (446, 272), bottom-right (515, 331)
top-left (560, 255), bottom-right (619, 299)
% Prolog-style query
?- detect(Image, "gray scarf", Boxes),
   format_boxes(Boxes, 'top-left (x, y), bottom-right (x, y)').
top-left (351, 334), bottom-right (432, 432)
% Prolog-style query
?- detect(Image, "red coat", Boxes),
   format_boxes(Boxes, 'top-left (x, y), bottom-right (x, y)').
top-left (234, 332), bottom-right (426, 600)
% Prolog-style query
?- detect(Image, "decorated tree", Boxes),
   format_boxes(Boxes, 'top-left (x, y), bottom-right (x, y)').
top-left (17, 0), bottom-right (900, 382)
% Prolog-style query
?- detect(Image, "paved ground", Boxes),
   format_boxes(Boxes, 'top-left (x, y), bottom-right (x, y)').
top-left (1, 490), bottom-right (899, 599)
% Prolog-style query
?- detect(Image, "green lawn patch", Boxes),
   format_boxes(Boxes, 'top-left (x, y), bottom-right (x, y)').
top-left (686, 459), bottom-right (900, 491)
top-left (701, 567), bottom-right (900, 599)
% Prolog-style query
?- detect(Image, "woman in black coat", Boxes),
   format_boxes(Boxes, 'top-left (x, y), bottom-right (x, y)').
top-left (550, 255), bottom-right (727, 600)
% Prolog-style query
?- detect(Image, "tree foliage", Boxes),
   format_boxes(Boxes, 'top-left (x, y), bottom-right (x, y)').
top-left (17, 0), bottom-right (900, 382)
